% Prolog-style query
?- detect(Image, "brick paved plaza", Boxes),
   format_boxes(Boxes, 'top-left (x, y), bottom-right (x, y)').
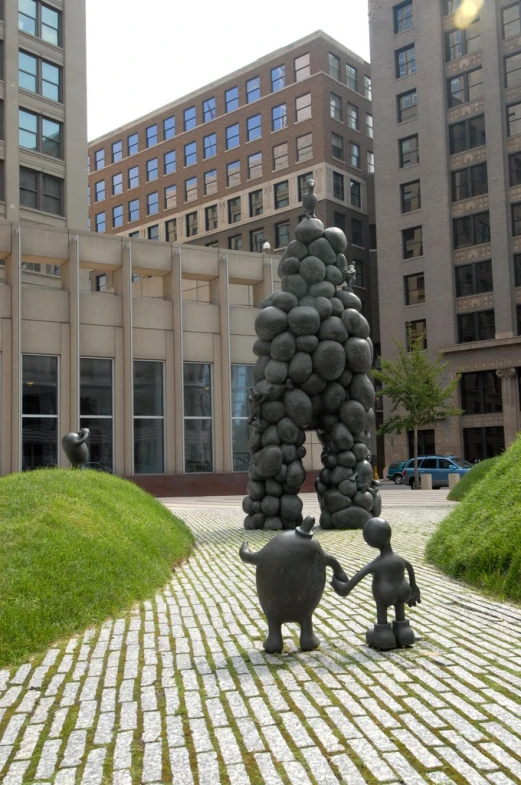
top-left (1, 493), bottom-right (521, 784)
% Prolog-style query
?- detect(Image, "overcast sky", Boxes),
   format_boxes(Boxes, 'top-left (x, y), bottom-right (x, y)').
top-left (85, 0), bottom-right (370, 141)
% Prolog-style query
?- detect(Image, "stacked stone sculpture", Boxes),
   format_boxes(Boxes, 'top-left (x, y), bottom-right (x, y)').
top-left (243, 180), bottom-right (381, 531)
top-left (61, 428), bottom-right (90, 469)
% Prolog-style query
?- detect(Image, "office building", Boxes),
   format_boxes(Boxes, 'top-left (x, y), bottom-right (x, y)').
top-left (370, 0), bottom-right (521, 464)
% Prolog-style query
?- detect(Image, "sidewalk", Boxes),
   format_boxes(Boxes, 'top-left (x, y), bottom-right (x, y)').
top-left (0, 499), bottom-right (520, 784)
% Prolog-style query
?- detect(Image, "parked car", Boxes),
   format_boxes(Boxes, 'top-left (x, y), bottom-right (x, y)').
top-left (386, 461), bottom-right (407, 484)
top-left (402, 455), bottom-right (473, 489)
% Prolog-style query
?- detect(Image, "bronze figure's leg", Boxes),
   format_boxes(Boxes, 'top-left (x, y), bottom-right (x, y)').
top-left (263, 619), bottom-right (283, 654)
top-left (300, 616), bottom-right (320, 652)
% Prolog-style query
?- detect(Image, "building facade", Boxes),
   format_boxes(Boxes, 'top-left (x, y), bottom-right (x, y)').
top-left (370, 0), bottom-right (521, 464)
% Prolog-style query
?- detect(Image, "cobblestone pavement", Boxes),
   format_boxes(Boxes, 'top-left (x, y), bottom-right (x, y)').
top-left (2, 502), bottom-right (521, 784)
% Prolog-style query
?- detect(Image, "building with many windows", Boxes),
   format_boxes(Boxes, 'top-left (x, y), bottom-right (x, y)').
top-left (370, 0), bottom-right (521, 464)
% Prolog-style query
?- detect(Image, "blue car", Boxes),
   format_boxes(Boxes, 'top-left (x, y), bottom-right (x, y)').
top-left (402, 455), bottom-right (473, 489)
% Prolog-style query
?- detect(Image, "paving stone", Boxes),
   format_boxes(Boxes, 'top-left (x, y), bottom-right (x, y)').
top-left (354, 715), bottom-right (397, 752)
top-left (206, 697), bottom-right (228, 727)
top-left (392, 729), bottom-right (440, 768)
top-left (189, 718), bottom-right (213, 753)
top-left (15, 722), bottom-right (44, 760)
top-left (76, 699), bottom-right (97, 729)
top-left (142, 711), bottom-right (162, 743)
top-left (346, 738), bottom-right (397, 782)
top-left (437, 709), bottom-right (483, 741)
top-left (2, 760), bottom-right (30, 784)
top-left (49, 707), bottom-right (69, 737)
top-left (55, 767), bottom-right (78, 785)
top-left (437, 748), bottom-right (490, 785)
top-left (60, 729), bottom-right (87, 768)
top-left (120, 701), bottom-right (137, 730)
top-left (10, 665), bottom-right (31, 685)
top-left (307, 716), bottom-right (344, 752)
top-left (142, 741), bottom-right (162, 783)
top-left (261, 724), bottom-right (295, 762)
top-left (113, 731), bottom-right (133, 770)
top-left (481, 744), bottom-right (521, 779)
top-left (440, 731), bottom-right (497, 770)
top-left (81, 747), bottom-right (106, 785)
top-left (385, 751), bottom-right (428, 783)
top-left (0, 714), bottom-right (26, 746)
top-left (254, 752), bottom-right (285, 785)
top-left (196, 750), bottom-right (220, 785)
top-left (168, 747), bottom-right (194, 784)
top-left (94, 711), bottom-right (115, 745)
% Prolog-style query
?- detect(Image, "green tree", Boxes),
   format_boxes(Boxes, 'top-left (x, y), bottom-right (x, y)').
top-left (372, 334), bottom-right (462, 490)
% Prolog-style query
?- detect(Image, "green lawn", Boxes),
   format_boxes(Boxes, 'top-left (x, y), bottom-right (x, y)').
top-left (0, 469), bottom-right (193, 666)
top-left (426, 438), bottom-right (521, 602)
top-left (447, 457), bottom-right (497, 501)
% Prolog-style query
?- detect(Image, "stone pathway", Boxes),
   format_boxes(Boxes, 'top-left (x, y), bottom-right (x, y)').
top-left (1, 501), bottom-right (521, 784)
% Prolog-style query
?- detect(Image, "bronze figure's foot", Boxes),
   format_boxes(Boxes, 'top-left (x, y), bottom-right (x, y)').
top-left (392, 619), bottom-right (416, 647)
top-left (366, 623), bottom-right (396, 650)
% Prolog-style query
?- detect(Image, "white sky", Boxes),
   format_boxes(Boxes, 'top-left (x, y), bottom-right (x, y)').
top-left (85, 0), bottom-right (370, 141)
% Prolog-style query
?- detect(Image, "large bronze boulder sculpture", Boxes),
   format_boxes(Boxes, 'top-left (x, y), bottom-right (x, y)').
top-left (243, 180), bottom-right (380, 530)
top-left (240, 515), bottom-right (347, 653)
top-left (61, 428), bottom-right (90, 469)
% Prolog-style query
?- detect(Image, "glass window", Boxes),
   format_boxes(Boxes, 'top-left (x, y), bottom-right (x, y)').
top-left (146, 158), bottom-right (158, 181)
top-left (163, 116), bottom-right (175, 139)
top-left (407, 319), bottom-right (427, 349)
top-left (19, 1), bottom-right (61, 46)
top-left (112, 204), bottom-right (123, 228)
top-left (404, 273), bottom-right (425, 305)
top-left (273, 142), bottom-right (288, 170)
top-left (295, 53), bottom-right (310, 81)
top-left (364, 75), bottom-right (372, 100)
top-left (453, 211), bottom-right (490, 248)
top-left (184, 140), bottom-right (197, 166)
top-left (350, 142), bottom-right (360, 168)
top-left (226, 123), bottom-right (240, 150)
top-left (185, 177), bottom-right (197, 202)
top-left (166, 218), bottom-right (177, 241)
top-left (333, 171), bottom-right (345, 200)
top-left (350, 179), bottom-right (361, 208)
top-left (458, 310), bottom-right (495, 342)
top-left (250, 229), bottom-right (264, 252)
top-left (366, 113), bottom-right (373, 138)
top-left (80, 358), bottom-right (113, 473)
top-left (186, 211), bottom-right (198, 237)
top-left (503, 3), bottom-right (521, 38)
top-left (128, 199), bottom-right (139, 222)
top-left (228, 197), bottom-right (241, 223)
top-left (347, 103), bottom-right (359, 130)
top-left (95, 211), bottom-right (105, 232)
top-left (295, 93), bottom-right (311, 122)
top-left (446, 18), bottom-right (481, 61)
top-left (275, 222), bottom-right (290, 248)
top-left (352, 218), bottom-right (363, 246)
top-left (346, 64), bottom-right (358, 91)
top-left (329, 53), bottom-right (341, 81)
top-left (248, 151), bottom-right (262, 179)
top-left (246, 76), bottom-right (260, 103)
top-left (203, 97), bottom-right (216, 123)
top-left (22, 354), bottom-right (58, 471)
top-left (332, 133), bottom-right (344, 160)
top-left (205, 204), bottom-right (218, 231)
top-left (147, 191), bottom-right (159, 215)
top-left (231, 365), bottom-right (254, 471)
top-left (229, 235), bottom-right (243, 251)
top-left (249, 189), bottom-right (263, 217)
top-left (112, 173), bottom-right (123, 195)
top-left (19, 109), bottom-right (62, 158)
top-left (274, 180), bottom-right (289, 209)
top-left (204, 169), bottom-right (217, 195)
top-left (134, 361), bottom-right (164, 474)
top-left (184, 106), bottom-right (196, 131)
top-left (164, 150), bottom-right (176, 174)
top-left (225, 86), bottom-right (239, 112)
top-left (146, 124), bottom-right (157, 147)
top-left (127, 133), bottom-right (139, 156)
top-left (271, 64), bottom-right (286, 92)
top-left (20, 167), bottom-right (63, 215)
top-left (128, 166), bottom-right (139, 189)
top-left (452, 163), bottom-right (488, 200)
top-left (367, 151), bottom-right (375, 173)
top-left (111, 140), bottom-right (122, 163)
top-left (463, 426), bottom-right (504, 462)
top-left (397, 89), bottom-right (417, 122)
top-left (330, 93), bottom-right (342, 121)
top-left (94, 149), bottom-right (105, 171)
top-left (272, 104), bottom-right (287, 131)
top-left (448, 68), bottom-right (483, 107)
top-left (184, 363), bottom-right (213, 473)
top-left (164, 184), bottom-right (176, 210)
top-left (508, 103), bottom-right (521, 137)
top-left (401, 180), bottom-right (421, 212)
top-left (354, 260), bottom-right (364, 287)
top-left (449, 115), bottom-right (486, 154)
top-left (402, 226), bottom-right (423, 258)
top-left (455, 260), bottom-right (492, 297)
top-left (395, 45), bottom-right (416, 78)
top-left (399, 135), bottom-right (419, 167)
top-left (444, 0), bottom-right (462, 13)
top-left (334, 213), bottom-right (346, 233)
top-left (203, 133), bottom-right (216, 159)
top-left (506, 52), bottom-right (521, 87)
top-left (227, 160), bottom-right (240, 187)
top-left (394, 1), bottom-right (413, 33)
top-left (247, 114), bottom-right (261, 141)
top-left (297, 133), bottom-right (312, 161)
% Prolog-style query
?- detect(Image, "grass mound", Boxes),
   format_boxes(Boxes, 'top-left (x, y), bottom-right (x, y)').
top-left (447, 457), bottom-right (498, 500)
top-left (426, 438), bottom-right (521, 602)
top-left (0, 469), bottom-right (193, 666)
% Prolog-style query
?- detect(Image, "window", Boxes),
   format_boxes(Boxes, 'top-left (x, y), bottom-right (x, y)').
top-left (346, 64), bottom-right (358, 91)
top-left (129, 232), bottom-right (139, 239)
top-left (297, 133), bottom-right (312, 161)
top-left (166, 218), bottom-right (177, 241)
top-left (184, 106), bottom-right (196, 131)
top-left (147, 225), bottom-right (159, 241)
top-left (112, 141), bottom-right (122, 163)
top-left (407, 319), bottom-right (427, 349)
top-left (330, 93), bottom-right (342, 121)
top-left (248, 152), bottom-right (262, 179)
top-left (445, 19), bottom-right (481, 61)
top-left (455, 260), bottom-right (493, 297)
top-left (351, 179), bottom-right (361, 208)
top-left (453, 211), bottom-right (490, 248)
top-left (443, 0), bottom-right (462, 13)
top-left (295, 53), bottom-right (310, 81)
top-left (402, 226), bottom-right (423, 258)
top-left (164, 116), bottom-right (175, 139)
top-left (394, 1), bottom-right (413, 33)
top-left (350, 142), bottom-right (360, 168)
top-left (404, 273), bottom-right (425, 305)
top-left (506, 52), bottom-right (521, 87)
top-left (246, 76), bottom-right (260, 103)
top-left (229, 235), bottom-right (243, 251)
top-left (449, 115), bottom-right (486, 154)
top-left (94, 149), bottom-right (105, 171)
top-left (147, 192), bottom-right (159, 215)
top-left (275, 222), bottom-right (290, 248)
top-left (205, 205), bottom-right (218, 231)
top-left (354, 260), bottom-right (364, 287)
top-left (298, 173), bottom-right (313, 200)
top-left (203, 97), bottom-right (216, 123)
top-left (203, 133), bottom-right (216, 159)
top-left (347, 103), bottom-right (359, 131)
top-left (451, 163), bottom-right (488, 201)
top-left (184, 363), bottom-right (213, 473)
top-left (134, 361), bottom-right (164, 474)
top-left (508, 103), bottom-right (521, 138)
top-left (247, 114), bottom-right (262, 142)
top-left (515, 253), bottom-right (521, 286)
top-left (395, 45), bottom-right (416, 78)
top-left (185, 177), bottom-right (197, 203)
top-left (448, 68), bottom-right (483, 106)
top-left (458, 311), bottom-right (495, 342)
top-left (272, 104), bottom-right (287, 131)
top-left (146, 124), bottom-right (158, 147)
top-left (399, 135), bottom-right (419, 167)
top-left (94, 181), bottom-right (105, 202)
top-left (80, 358), bottom-right (113, 473)
top-left (18, 51), bottom-right (60, 101)
top-left (367, 151), bottom-right (375, 173)
top-left (334, 213), bottom-right (346, 233)
top-left (463, 426), bottom-right (505, 462)
top-left (22, 355), bottom-right (58, 471)
top-left (228, 197), bottom-right (241, 223)
top-left (274, 181), bottom-right (289, 209)
top-left (146, 158), bottom-right (158, 181)
top-left (250, 229), bottom-right (264, 252)
top-left (184, 141), bottom-right (197, 167)
top-left (513, 202), bottom-right (521, 236)
top-left (503, 4), bottom-right (521, 38)
top-left (271, 64), bottom-right (286, 92)
top-left (20, 167), bottom-right (63, 215)
top-left (186, 212), bottom-right (198, 237)
top-left (128, 199), bottom-right (139, 222)
top-left (364, 75), bottom-right (372, 100)
top-left (164, 150), bottom-right (176, 174)
top-left (128, 166), bottom-right (139, 189)
top-left (332, 133), bottom-right (344, 160)
top-left (352, 218), bottom-right (363, 245)
top-left (95, 212), bottom-right (106, 233)
top-left (19, 109), bottom-right (62, 158)
top-left (329, 53), bottom-right (341, 81)
top-left (397, 89), bottom-right (417, 122)
top-left (296, 93), bottom-right (311, 122)
top-left (370, 224), bottom-right (377, 249)
top-left (226, 123), bottom-right (240, 150)
top-left (112, 173), bottom-right (123, 195)
top-left (227, 161), bottom-right (240, 187)
top-left (401, 180), bottom-right (421, 213)
top-left (19, 1), bottom-right (61, 46)
top-left (333, 171), bottom-right (345, 200)
top-left (164, 185), bottom-right (176, 210)
top-left (204, 169), bottom-right (217, 195)
top-left (225, 86), bottom-right (239, 112)
top-left (128, 133), bottom-right (139, 156)
top-left (249, 190), bottom-right (263, 217)
top-left (273, 142), bottom-right (288, 170)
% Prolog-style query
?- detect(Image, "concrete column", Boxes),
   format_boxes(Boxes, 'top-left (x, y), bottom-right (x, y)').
top-left (6, 226), bottom-right (21, 471)
top-left (448, 473), bottom-right (460, 490)
top-left (1, 319), bottom-right (12, 474)
top-left (64, 0), bottom-right (88, 230)
top-left (165, 330), bottom-right (176, 473)
top-left (171, 247), bottom-right (184, 473)
top-left (114, 327), bottom-right (125, 475)
top-left (421, 474), bottom-right (432, 490)
top-left (62, 236), bottom-right (80, 434)
top-left (497, 368), bottom-right (520, 449)
top-left (120, 243), bottom-right (133, 475)
top-left (59, 323), bottom-right (70, 467)
top-left (218, 253), bottom-right (232, 473)
top-left (254, 254), bottom-right (274, 305)
top-left (4, 1), bottom-right (20, 222)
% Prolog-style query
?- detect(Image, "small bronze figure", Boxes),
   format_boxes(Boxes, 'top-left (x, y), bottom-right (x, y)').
top-left (61, 428), bottom-right (90, 469)
top-left (331, 517), bottom-right (420, 650)
top-left (240, 515), bottom-right (347, 653)
top-left (302, 178), bottom-right (317, 219)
